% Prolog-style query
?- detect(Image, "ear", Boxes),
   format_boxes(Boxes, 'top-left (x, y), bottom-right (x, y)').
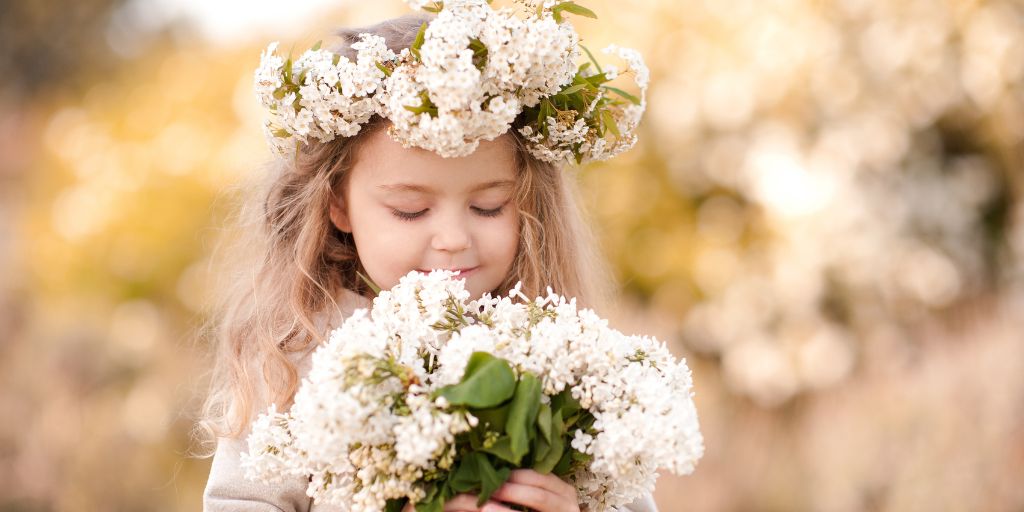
top-left (328, 194), bottom-right (353, 233)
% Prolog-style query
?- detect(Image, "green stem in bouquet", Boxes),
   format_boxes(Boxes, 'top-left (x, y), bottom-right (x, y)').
top-left (356, 270), bottom-right (382, 295)
top-left (420, 352), bottom-right (596, 509)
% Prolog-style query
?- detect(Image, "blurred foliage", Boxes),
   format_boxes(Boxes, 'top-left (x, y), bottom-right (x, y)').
top-left (1, 0), bottom-right (1022, 511)
top-left (0, 0), bottom-right (132, 98)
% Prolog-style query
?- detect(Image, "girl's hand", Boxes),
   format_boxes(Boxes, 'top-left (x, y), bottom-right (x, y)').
top-left (401, 470), bottom-right (581, 512)
top-left (443, 494), bottom-right (504, 512)
top-left (483, 469), bottom-right (581, 512)
top-left (401, 493), bottom-right (504, 512)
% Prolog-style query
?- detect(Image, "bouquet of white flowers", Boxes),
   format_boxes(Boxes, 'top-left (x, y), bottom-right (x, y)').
top-left (242, 271), bottom-right (703, 512)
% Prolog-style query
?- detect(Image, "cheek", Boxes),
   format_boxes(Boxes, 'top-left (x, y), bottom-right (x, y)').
top-left (348, 209), bottom-right (426, 284)
top-left (482, 213), bottom-right (520, 268)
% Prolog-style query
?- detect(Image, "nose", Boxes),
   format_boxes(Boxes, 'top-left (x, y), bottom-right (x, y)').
top-left (430, 214), bottom-right (472, 253)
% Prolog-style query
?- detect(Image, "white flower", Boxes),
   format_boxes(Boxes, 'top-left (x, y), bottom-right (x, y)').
top-left (254, 42), bottom-right (284, 106)
top-left (253, 0), bottom-right (644, 165)
top-left (603, 44), bottom-right (649, 89)
top-left (241, 404), bottom-right (300, 483)
top-left (244, 271), bottom-right (702, 511)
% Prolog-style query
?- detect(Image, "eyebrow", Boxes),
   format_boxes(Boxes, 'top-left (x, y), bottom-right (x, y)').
top-left (377, 180), bottom-right (515, 194)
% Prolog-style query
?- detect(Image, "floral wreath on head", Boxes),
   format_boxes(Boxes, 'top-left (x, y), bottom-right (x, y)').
top-left (254, 0), bottom-right (648, 166)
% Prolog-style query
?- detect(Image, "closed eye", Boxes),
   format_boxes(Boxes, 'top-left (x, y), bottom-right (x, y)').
top-left (391, 208), bottom-right (428, 221)
top-left (472, 205), bottom-right (505, 217)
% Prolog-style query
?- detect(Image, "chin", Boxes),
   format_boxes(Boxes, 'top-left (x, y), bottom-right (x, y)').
top-left (465, 281), bottom-right (493, 301)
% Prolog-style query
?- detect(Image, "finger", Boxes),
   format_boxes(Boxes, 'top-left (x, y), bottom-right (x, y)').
top-left (479, 503), bottom-right (516, 512)
top-left (508, 469), bottom-right (577, 498)
top-left (491, 481), bottom-right (574, 512)
top-left (445, 503), bottom-right (507, 512)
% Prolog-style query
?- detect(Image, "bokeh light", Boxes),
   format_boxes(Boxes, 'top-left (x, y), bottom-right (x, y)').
top-left (1, 0), bottom-right (1022, 510)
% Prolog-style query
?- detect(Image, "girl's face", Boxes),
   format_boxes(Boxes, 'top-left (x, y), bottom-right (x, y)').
top-left (330, 125), bottom-right (520, 300)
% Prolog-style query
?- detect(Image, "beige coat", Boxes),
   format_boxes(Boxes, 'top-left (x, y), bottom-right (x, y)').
top-left (204, 434), bottom-right (659, 511)
top-left (202, 289), bottom-right (659, 512)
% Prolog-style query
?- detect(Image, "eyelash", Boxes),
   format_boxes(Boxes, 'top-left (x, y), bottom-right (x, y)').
top-left (473, 205), bottom-right (505, 218)
top-left (390, 205), bottom-right (506, 221)
top-left (392, 209), bottom-right (427, 221)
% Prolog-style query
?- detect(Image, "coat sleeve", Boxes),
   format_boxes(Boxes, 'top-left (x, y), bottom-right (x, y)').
top-left (619, 492), bottom-right (659, 512)
top-left (203, 435), bottom-right (314, 512)
top-left (202, 432), bottom-right (659, 512)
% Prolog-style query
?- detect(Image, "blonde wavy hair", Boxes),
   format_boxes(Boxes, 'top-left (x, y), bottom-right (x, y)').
top-left (195, 13), bottom-right (615, 454)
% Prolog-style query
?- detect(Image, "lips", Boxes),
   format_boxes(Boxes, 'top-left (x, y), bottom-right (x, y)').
top-left (416, 266), bottom-right (479, 276)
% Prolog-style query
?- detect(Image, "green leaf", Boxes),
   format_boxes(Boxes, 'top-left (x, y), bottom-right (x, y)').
top-left (437, 353), bottom-right (515, 408)
top-left (536, 403), bottom-right (552, 443)
top-left (572, 408), bottom-right (595, 428)
top-left (404, 90), bottom-right (439, 118)
top-left (385, 498), bottom-right (409, 512)
top-left (473, 403), bottom-right (511, 432)
top-left (553, 1), bottom-right (598, 19)
top-left (537, 98), bottom-right (556, 136)
top-left (532, 432), bottom-right (551, 467)
top-left (423, 1), bottom-right (444, 12)
top-left (311, 40), bottom-right (323, 51)
top-left (558, 83), bottom-right (589, 96)
top-left (449, 453), bottom-right (481, 492)
top-left (583, 72), bottom-right (610, 87)
top-left (601, 110), bottom-right (620, 137)
top-left (604, 85), bottom-right (641, 105)
top-left (553, 407), bottom-right (566, 437)
top-left (580, 44), bottom-right (603, 74)
top-left (414, 496), bottom-right (442, 512)
top-left (375, 61), bottom-right (393, 77)
top-left (476, 455), bottom-right (511, 505)
top-left (283, 57), bottom-right (294, 83)
top-left (533, 409), bottom-right (564, 473)
top-left (468, 37), bottom-right (489, 71)
top-left (448, 453), bottom-right (511, 506)
top-left (422, 483), bottom-right (440, 503)
top-left (550, 389), bottom-right (581, 418)
top-left (506, 374), bottom-right (542, 464)
top-left (411, 22), bottom-right (428, 60)
top-left (414, 499), bottom-right (441, 512)
top-left (438, 482), bottom-right (454, 505)
top-left (553, 446), bottom-right (574, 476)
top-left (479, 435), bottom-right (517, 463)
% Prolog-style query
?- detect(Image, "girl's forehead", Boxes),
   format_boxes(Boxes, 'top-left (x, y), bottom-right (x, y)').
top-left (355, 129), bottom-right (518, 191)
top-left (377, 180), bottom-right (514, 195)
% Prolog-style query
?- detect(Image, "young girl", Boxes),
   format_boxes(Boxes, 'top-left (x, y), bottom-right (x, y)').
top-left (199, 6), bottom-right (657, 512)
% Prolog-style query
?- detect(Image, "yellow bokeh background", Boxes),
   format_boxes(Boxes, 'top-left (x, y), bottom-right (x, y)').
top-left (1, 0), bottom-right (1022, 510)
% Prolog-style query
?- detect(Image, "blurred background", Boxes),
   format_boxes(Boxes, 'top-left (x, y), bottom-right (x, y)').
top-left (1, 0), bottom-right (1022, 510)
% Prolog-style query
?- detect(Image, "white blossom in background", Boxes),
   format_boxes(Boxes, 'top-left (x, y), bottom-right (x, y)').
top-left (615, 0), bottom-right (1024, 407)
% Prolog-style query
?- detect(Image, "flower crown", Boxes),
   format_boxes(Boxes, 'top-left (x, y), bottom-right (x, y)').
top-left (254, 0), bottom-right (648, 166)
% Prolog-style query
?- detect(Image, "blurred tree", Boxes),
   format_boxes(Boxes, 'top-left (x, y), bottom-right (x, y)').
top-left (0, 0), bottom-right (136, 99)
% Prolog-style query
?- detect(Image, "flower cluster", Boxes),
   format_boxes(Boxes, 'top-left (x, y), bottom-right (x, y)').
top-left (253, 0), bottom-right (648, 165)
top-left (243, 271), bottom-right (703, 511)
